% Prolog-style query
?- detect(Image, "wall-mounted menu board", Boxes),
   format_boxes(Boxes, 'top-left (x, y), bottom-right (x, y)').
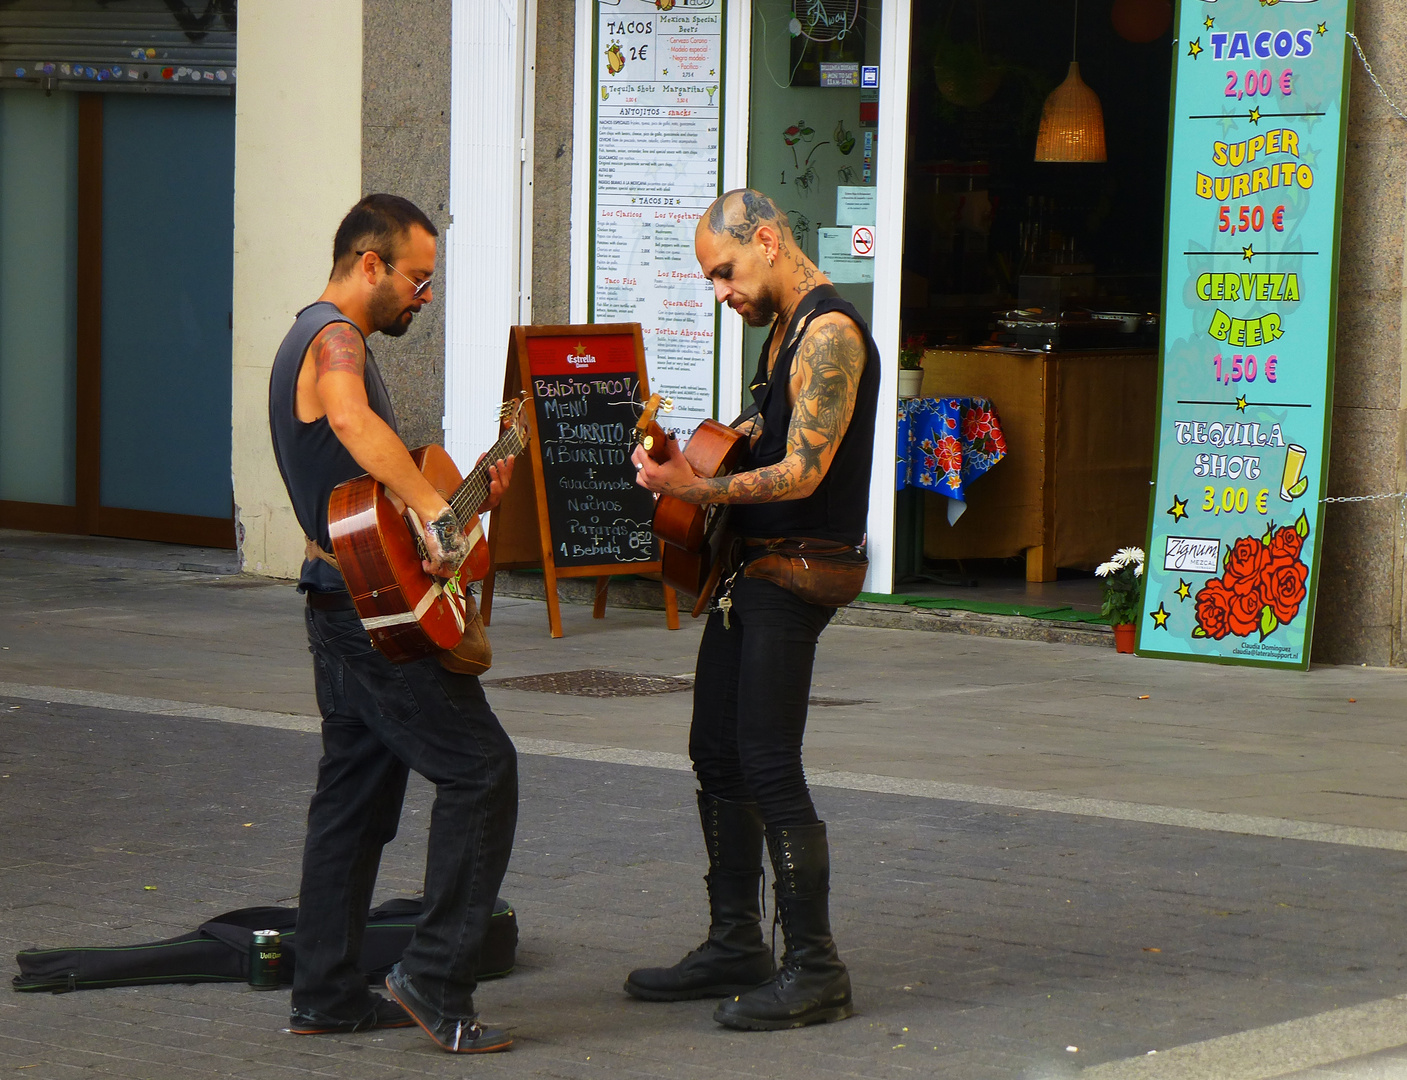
top-left (1137, 1), bottom-right (1354, 669)
top-left (481, 324), bottom-right (677, 638)
top-left (589, 0), bottom-right (726, 444)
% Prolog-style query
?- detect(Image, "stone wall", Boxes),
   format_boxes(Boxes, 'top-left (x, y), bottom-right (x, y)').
top-left (361, 0), bottom-right (452, 450)
top-left (532, 4), bottom-right (577, 326)
top-left (1315, 0), bottom-right (1407, 666)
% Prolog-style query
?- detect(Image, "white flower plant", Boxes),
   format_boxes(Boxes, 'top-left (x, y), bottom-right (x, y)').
top-left (1094, 547), bottom-right (1145, 626)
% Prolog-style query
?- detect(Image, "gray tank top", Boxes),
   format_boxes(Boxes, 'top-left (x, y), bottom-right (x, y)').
top-left (268, 301), bottom-right (397, 594)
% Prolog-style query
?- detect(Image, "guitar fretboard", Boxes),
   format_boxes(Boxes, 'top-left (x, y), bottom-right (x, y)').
top-left (447, 422), bottom-right (526, 526)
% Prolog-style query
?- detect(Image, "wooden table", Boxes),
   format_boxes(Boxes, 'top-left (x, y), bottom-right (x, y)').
top-left (919, 347), bottom-right (1157, 582)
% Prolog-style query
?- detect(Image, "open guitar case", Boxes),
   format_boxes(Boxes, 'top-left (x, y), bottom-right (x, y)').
top-left (12, 896), bottom-right (517, 993)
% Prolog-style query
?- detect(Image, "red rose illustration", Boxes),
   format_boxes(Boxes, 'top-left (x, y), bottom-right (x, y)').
top-left (1269, 524), bottom-right (1304, 563)
top-left (1224, 536), bottom-right (1270, 595)
top-left (1225, 582), bottom-right (1264, 637)
top-left (1263, 554), bottom-right (1309, 624)
top-left (1194, 577), bottom-right (1235, 639)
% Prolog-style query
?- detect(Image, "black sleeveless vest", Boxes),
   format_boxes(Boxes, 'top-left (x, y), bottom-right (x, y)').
top-left (731, 286), bottom-right (881, 546)
top-left (268, 301), bottom-right (397, 593)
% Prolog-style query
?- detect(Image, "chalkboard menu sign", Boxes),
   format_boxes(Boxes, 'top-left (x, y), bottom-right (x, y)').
top-left (524, 332), bottom-right (660, 568)
top-left (481, 323), bottom-right (678, 638)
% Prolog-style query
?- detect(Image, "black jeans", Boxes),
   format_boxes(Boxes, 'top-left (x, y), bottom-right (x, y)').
top-left (293, 602), bottom-right (518, 1022)
top-left (689, 575), bottom-right (835, 827)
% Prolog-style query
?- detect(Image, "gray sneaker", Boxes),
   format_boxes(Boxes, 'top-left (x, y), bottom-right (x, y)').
top-left (383, 964), bottom-right (512, 1053)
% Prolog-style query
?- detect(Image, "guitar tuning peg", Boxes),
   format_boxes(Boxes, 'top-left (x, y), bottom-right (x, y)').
top-left (662, 398), bottom-right (674, 412)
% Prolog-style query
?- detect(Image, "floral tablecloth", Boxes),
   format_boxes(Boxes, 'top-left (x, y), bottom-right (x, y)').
top-left (895, 396), bottom-right (1007, 524)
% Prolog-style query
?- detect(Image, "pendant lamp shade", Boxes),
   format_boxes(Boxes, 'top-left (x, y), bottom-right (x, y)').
top-left (1034, 62), bottom-right (1107, 162)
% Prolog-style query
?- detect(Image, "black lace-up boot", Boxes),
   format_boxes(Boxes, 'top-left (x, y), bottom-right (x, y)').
top-left (713, 821), bottom-right (852, 1030)
top-left (625, 793), bottom-right (775, 1001)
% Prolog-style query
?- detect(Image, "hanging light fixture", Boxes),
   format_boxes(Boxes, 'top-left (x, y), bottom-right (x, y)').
top-left (1034, 0), bottom-right (1107, 163)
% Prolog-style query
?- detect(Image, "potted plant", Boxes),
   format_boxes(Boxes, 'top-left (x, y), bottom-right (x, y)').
top-left (1095, 546), bottom-right (1145, 653)
top-left (898, 333), bottom-right (926, 399)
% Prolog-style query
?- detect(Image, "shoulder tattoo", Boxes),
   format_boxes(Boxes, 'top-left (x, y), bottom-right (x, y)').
top-left (312, 322), bottom-right (365, 379)
top-left (799, 316), bottom-right (861, 433)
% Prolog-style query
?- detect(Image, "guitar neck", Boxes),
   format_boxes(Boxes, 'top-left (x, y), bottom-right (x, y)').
top-left (447, 423), bottom-right (525, 524)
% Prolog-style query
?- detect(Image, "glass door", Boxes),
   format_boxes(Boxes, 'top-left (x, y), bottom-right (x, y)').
top-left (0, 90), bottom-right (234, 547)
top-left (742, 0), bottom-right (907, 591)
top-left (0, 91), bottom-right (80, 516)
top-left (744, 0), bottom-right (881, 368)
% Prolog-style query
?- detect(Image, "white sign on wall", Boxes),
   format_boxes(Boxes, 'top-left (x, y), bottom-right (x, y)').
top-left (590, 0), bottom-right (725, 440)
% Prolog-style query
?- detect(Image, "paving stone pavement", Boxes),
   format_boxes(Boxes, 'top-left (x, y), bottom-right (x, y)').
top-left (5, 699), bottom-right (1407, 1080)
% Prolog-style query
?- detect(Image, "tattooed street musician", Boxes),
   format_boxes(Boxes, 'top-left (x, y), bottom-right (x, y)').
top-left (628, 188), bottom-right (881, 1030)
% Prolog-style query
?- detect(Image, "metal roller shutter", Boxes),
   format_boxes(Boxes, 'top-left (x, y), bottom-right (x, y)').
top-left (0, 0), bottom-right (235, 95)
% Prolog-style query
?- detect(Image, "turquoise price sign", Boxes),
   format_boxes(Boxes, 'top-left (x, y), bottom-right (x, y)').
top-left (1137, 0), bottom-right (1354, 669)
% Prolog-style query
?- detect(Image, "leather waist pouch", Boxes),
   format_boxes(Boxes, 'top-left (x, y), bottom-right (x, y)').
top-left (741, 537), bottom-right (868, 608)
top-left (438, 591), bottom-right (493, 677)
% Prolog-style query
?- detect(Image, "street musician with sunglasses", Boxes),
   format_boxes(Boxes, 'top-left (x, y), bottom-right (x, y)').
top-left (267, 193), bottom-right (517, 1053)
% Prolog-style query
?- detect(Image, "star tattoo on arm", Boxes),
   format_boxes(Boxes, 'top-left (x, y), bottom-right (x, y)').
top-left (683, 314), bottom-right (866, 505)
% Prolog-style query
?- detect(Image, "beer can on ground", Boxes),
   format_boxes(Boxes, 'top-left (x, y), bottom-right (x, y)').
top-left (249, 930), bottom-right (282, 989)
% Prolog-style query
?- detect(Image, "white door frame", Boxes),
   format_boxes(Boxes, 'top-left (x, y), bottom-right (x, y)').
top-left (444, 0), bottom-right (534, 465)
top-left (865, 0), bottom-right (912, 595)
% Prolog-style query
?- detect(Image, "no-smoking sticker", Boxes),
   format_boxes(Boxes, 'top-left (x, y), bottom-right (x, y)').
top-left (850, 225), bottom-right (875, 258)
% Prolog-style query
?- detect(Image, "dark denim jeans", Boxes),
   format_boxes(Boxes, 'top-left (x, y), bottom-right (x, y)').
top-left (293, 602), bottom-right (518, 1022)
top-left (689, 575), bottom-right (835, 828)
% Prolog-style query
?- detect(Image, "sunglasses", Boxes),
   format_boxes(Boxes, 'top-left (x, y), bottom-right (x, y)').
top-left (356, 249), bottom-right (433, 299)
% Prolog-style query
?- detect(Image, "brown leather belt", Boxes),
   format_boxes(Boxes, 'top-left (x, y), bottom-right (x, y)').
top-left (305, 589), bottom-right (356, 612)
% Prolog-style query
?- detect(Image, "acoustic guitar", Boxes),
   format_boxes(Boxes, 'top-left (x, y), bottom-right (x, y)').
top-left (635, 395), bottom-right (749, 613)
top-left (327, 396), bottom-right (529, 663)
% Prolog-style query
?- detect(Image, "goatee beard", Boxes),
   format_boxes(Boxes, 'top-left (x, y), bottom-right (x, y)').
top-left (369, 279), bottom-right (413, 337)
top-left (743, 292), bottom-right (778, 327)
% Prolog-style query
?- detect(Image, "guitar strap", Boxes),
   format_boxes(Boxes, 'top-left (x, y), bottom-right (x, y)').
top-left (744, 283), bottom-right (841, 417)
top-left (305, 537), bottom-right (341, 572)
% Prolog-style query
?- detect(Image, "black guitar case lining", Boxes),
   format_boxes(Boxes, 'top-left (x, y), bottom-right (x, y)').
top-left (12, 896), bottom-right (516, 993)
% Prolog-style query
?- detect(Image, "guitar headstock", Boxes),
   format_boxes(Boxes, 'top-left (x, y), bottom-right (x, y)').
top-left (635, 393), bottom-right (674, 463)
top-left (498, 392), bottom-right (531, 442)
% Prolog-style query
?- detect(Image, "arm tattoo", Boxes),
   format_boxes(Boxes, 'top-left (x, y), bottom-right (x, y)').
top-left (312, 322), bottom-right (365, 379)
top-left (679, 316), bottom-right (865, 506)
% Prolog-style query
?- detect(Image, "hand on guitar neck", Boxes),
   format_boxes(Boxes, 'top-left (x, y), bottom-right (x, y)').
top-left (629, 392), bottom-right (749, 610)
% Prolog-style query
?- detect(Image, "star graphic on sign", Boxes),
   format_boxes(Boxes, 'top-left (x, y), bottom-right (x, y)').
top-left (1204, 15), bottom-right (1215, 30)
top-left (662, 67), bottom-right (669, 76)
top-left (1167, 495), bottom-right (1189, 522)
top-left (1175, 579), bottom-right (1192, 602)
top-left (1242, 244), bottom-right (1256, 261)
top-left (709, 69), bottom-right (716, 76)
top-left (1248, 106), bottom-right (1262, 125)
top-left (1236, 395), bottom-right (1249, 412)
top-left (1150, 603), bottom-right (1171, 630)
top-left (1317, 22), bottom-right (1328, 36)
top-left (1187, 38), bottom-right (1203, 59)
top-left (574, 342), bottom-right (587, 356)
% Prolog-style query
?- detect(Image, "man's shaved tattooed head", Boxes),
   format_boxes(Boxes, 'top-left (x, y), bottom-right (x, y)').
top-left (704, 188), bottom-right (790, 246)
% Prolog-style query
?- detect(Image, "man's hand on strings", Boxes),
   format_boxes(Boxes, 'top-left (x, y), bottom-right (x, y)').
top-left (476, 454), bottom-right (515, 515)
